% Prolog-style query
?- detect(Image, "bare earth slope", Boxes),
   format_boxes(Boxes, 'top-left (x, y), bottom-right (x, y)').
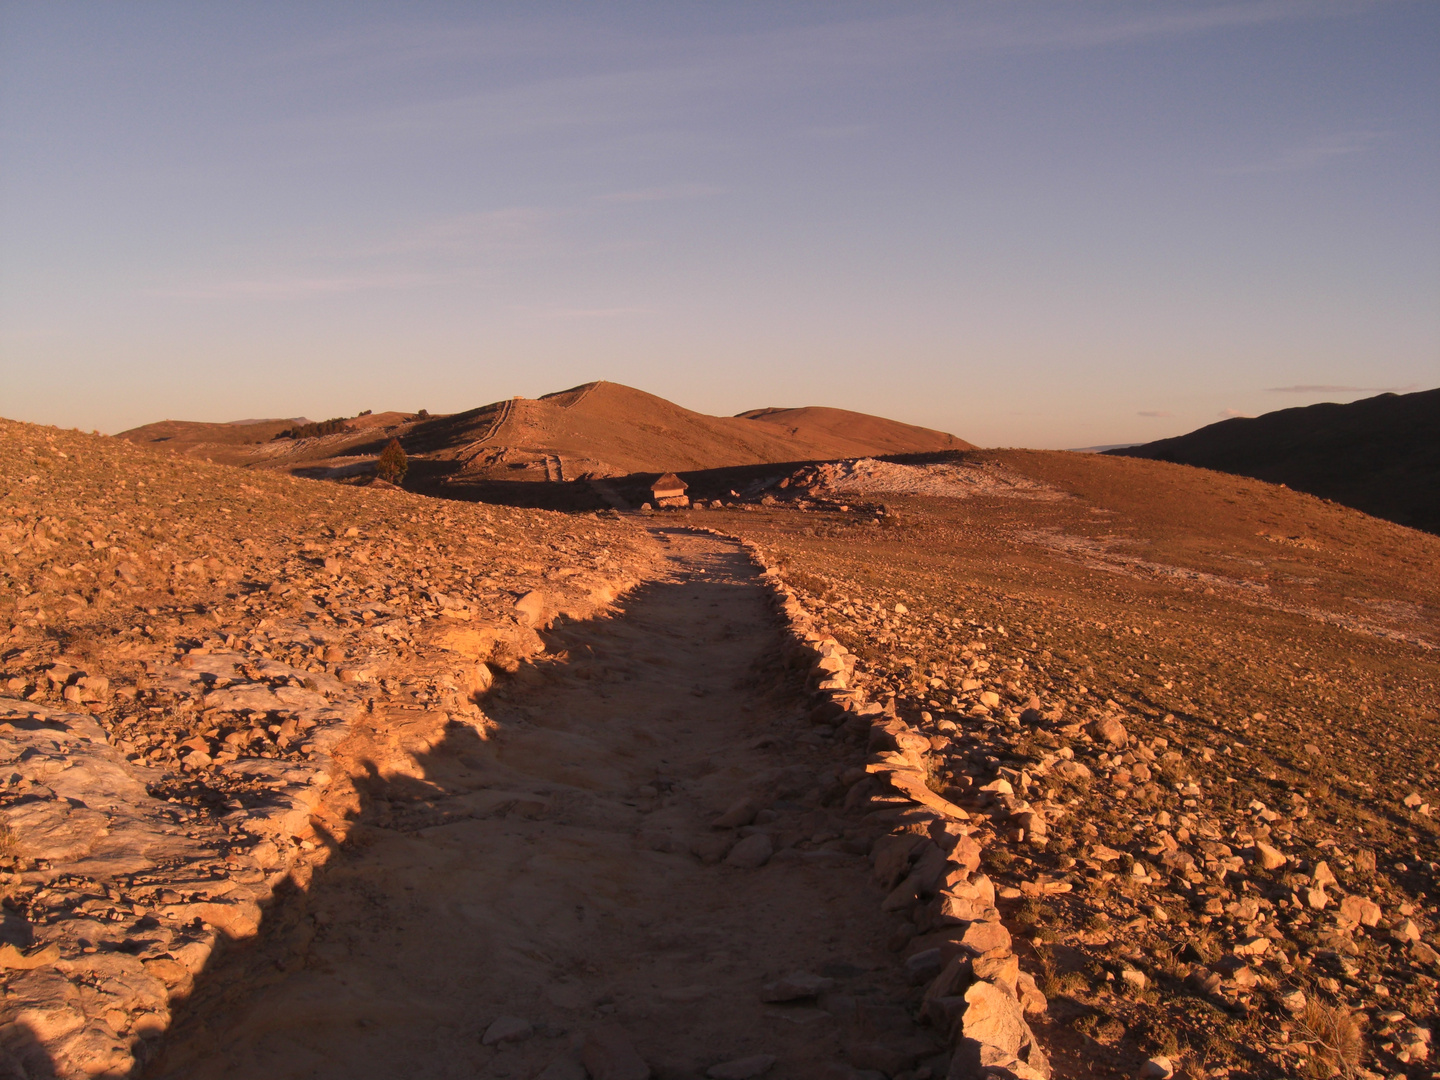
top-left (115, 420), bottom-right (302, 450)
top-left (708, 446), bottom-right (1440, 1077)
top-left (737, 406), bottom-right (973, 460)
top-left (1107, 388), bottom-right (1440, 534)
top-left (714, 449), bottom-right (1439, 1079)
top-left (4, 418), bottom-right (1014, 1080)
top-left (117, 412), bottom-right (415, 471)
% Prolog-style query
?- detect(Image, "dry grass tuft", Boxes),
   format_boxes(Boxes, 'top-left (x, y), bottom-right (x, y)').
top-left (923, 754), bottom-right (947, 795)
top-left (1297, 999), bottom-right (1363, 1078)
top-left (0, 822), bottom-right (16, 857)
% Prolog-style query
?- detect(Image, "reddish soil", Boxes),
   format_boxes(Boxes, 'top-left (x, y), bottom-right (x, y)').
top-left (712, 447), bottom-right (1440, 1078)
top-left (7, 408), bottom-right (1438, 1080)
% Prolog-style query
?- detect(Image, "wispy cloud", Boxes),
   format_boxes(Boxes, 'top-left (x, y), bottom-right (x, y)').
top-left (960, 0), bottom-right (1331, 52)
top-left (1219, 408), bottom-right (1252, 418)
top-left (352, 207), bottom-right (561, 257)
top-left (595, 184), bottom-right (724, 204)
top-left (1264, 383), bottom-right (1417, 393)
top-left (537, 306), bottom-right (652, 319)
top-left (1219, 130), bottom-right (1386, 175)
top-left (152, 206), bottom-right (563, 300)
top-left (286, 2), bottom-right (1343, 75)
top-left (266, 3), bottom-right (1351, 148)
top-left (1137, 409), bottom-right (1174, 418)
top-left (150, 272), bottom-right (447, 300)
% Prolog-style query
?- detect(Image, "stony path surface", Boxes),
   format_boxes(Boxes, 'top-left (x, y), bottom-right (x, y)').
top-left (147, 531), bottom-right (912, 1079)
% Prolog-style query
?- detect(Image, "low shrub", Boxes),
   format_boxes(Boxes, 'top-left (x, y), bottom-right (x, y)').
top-left (274, 418), bottom-right (353, 440)
top-left (376, 439), bottom-right (408, 485)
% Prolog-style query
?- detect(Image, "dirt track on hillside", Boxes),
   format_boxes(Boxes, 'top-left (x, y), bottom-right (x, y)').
top-left (147, 531), bottom-right (914, 1080)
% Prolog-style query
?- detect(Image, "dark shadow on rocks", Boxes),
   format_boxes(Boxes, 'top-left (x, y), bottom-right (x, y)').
top-left (138, 538), bottom-right (915, 1079)
top-left (0, 1020), bottom-right (60, 1079)
top-left (392, 451), bottom-right (985, 514)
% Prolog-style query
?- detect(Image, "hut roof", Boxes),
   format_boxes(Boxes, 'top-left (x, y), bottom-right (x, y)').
top-left (652, 472), bottom-right (688, 491)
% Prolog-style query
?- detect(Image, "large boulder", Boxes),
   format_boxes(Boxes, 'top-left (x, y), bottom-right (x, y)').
top-left (1087, 716), bottom-right (1128, 748)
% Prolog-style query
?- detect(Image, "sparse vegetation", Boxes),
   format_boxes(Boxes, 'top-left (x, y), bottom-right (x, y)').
top-left (376, 438), bottom-right (408, 484)
top-left (1297, 999), bottom-right (1364, 1078)
top-left (923, 753), bottom-right (946, 794)
top-left (273, 417), bottom-right (354, 440)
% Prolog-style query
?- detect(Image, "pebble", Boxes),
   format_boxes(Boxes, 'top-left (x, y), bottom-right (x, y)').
top-left (1087, 716), bottom-right (1128, 748)
top-left (725, 832), bottom-right (774, 869)
top-left (582, 1027), bottom-right (651, 1080)
top-left (713, 797), bottom-right (760, 828)
top-left (1392, 918), bottom-right (1421, 943)
top-left (759, 972), bottom-right (835, 1002)
top-left (482, 1016), bottom-right (534, 1045)
top-left (1339, 894), bottom-right (1382, 927)
top-left (1233, 937), bottom-right (1269, 958)
top-left (706, 1054), bottom-right (777, 1079)
top-left (1252, 841), bottom-right (1286, 870)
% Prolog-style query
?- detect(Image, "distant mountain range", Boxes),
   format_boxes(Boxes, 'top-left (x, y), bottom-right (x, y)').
top-left (1108, 388), bottom-right (1440, 534)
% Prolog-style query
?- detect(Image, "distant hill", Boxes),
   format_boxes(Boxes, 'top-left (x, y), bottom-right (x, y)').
top-left (117, 382), bottom-right (973, 500)
top-left (120, 418), bottom-right (301, 447)
top-left (736, 405), bottom-right (970, 458)
top-left (443, 383), bottom-right (974, 479)
top-left (1107, 388), bottom-right (1440, 534)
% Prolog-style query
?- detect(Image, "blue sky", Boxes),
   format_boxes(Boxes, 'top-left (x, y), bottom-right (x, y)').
top-left (1, 1), bottom-right (1436, 447)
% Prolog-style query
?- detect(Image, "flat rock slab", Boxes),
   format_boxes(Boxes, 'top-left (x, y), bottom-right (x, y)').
top-left (0, 699), bottom-right (194, 873)
top-left (0, 690), bottom-right (358, 1080)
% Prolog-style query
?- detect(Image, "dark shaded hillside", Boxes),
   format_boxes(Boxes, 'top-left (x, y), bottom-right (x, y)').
top-left (1107, 388), bottom-right (1440, 534)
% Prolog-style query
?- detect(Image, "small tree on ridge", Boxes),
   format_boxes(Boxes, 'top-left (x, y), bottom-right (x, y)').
top-left (376, 439), bottom-right (408, 485)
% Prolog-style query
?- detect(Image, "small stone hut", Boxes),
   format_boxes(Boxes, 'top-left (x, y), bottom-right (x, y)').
top-left (650, 472), bottom-right (689, 508)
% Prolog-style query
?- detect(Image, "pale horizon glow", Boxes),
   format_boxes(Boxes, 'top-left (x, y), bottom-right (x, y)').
top-left (1, 2), bottom-right (1437, 448)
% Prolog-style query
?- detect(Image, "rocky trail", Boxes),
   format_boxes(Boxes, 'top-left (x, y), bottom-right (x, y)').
top-left (5, 423), bottom-right (1051, 1080)
top-left (15, 414), bottom-right (1431, 1078)
top-left (145, 531), bottom-right (921, 1080)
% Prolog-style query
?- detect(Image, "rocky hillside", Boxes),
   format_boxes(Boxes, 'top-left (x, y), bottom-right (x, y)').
top-left (1107, 388), bottom-right (1440, 534)
top-left (723, 448), bottom-right (1439, 1079)
top-left (6, 412), bottom-right (1436, 1080)
top-left (0, 418), bottom-right (655, 1077)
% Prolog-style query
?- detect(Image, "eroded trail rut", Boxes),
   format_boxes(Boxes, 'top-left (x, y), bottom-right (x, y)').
top-left (151, 532), bottom-right (907, 1079)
